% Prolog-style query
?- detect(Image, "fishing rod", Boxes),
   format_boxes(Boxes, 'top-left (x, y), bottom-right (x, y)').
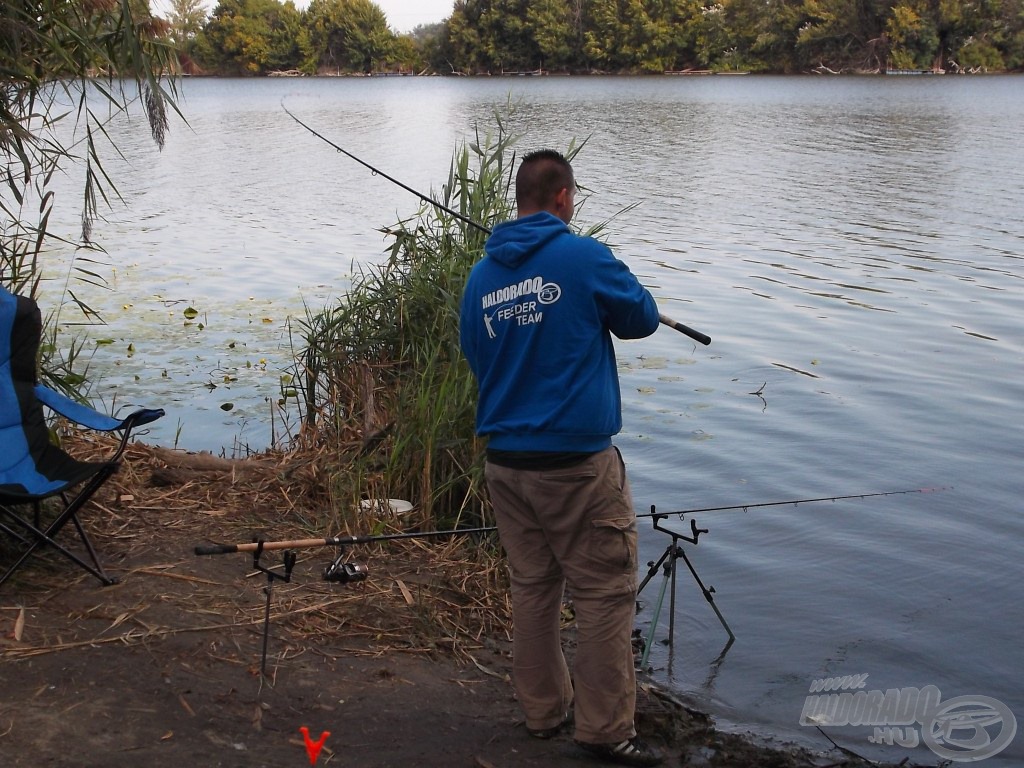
top-left (197, 524), bottom-right (498, 677)
top-left (194, 525), bottom-right (496, 557)
top-left (635, 485), bottom-right (947, 654)
top-left (197, 487), bottom-right (941, 670)
top-left (282, 104), bottom-right (712, 347)
top-left (197, 524), bottom-right (497, 584)
top-left (194, 486), bottom-right (945, 558)
top-left (637, 486), bottom-right (949, 521)
top-left (283, 104), bottom-right (491, 236)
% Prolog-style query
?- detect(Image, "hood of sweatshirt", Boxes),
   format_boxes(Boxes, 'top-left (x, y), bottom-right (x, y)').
top-left (484, 211), bottom-right (568, 269)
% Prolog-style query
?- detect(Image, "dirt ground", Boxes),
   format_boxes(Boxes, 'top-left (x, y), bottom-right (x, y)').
top-left (1, 442), bottom-right (916, 768)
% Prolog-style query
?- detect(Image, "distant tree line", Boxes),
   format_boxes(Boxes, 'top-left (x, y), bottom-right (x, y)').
top-left (165, 0), bottom-right (1024, 75)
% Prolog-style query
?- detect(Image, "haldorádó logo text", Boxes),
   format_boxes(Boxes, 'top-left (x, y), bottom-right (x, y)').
top-left (800, 674), bottom-right (1015, 762)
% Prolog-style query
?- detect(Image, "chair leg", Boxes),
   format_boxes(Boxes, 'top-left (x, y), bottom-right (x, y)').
top-left (70, 513), bottom-right (111, 581)
top-left (0, 515), bottom-right (118, 587)
top-left (0, 465), bottom-right (121, 588)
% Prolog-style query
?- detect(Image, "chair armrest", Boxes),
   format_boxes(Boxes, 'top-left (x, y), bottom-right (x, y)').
top-left (34, 385), bottom-right (164, 433)
top-left (121, 408), bottom-right (166, 430)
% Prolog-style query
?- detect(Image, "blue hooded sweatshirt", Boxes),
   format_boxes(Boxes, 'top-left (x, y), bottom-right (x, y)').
top-left (459, 211), bottom-right (660, 453)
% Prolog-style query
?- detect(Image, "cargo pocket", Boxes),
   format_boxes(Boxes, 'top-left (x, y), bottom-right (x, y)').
top-left (539, 465), bottom-right (599, 482)
top-left (590, 516), bottom-right (637, 573)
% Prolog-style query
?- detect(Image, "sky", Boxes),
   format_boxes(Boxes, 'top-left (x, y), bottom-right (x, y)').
top-left (373, 0), bottom-right (455, 32)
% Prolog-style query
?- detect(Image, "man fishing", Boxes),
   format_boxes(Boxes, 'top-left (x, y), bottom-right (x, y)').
top-left (459, 149), bottom-right (664, 767)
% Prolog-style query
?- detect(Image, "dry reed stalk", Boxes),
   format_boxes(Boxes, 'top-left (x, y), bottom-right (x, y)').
top-left (2, 424), bottom-right (512, 664)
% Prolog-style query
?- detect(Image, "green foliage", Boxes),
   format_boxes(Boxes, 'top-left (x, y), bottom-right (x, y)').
top-left (480, 0), bottom-right (542, 72)
top-left (526, 0), bottom-right (579, 70)
top-left (442, 0), bottom-right (1016, 72)
top-left (167, 0), bottom-right (208, 47)
top-left (171, 0), bottom-right (1020, 73)
top-left (724, 0), bottom-right (807, 72)
top-left (303, 0), bottom-right (393, 74)
top-left (295, 112), bottom-right (517, 531)
top-left (445, 0), bottom-right (489, 73)
top-left (388, 35), bottom-right (422, 72)
top-left (944, 0), bottom-right (1023, 71)
top-left (797, 0), bottom-right (894, 71)
top-left (193, 0), bottom-right (303, 74)
top-left (695, 3), bottom-right (734, 69)
top-left (887, 0), bottom-right (941, 69)
top-left (1003, 0), bottom-right (1024, 67)
top-left (585, 0), bottom-right (668, 72)
top-left (190, 0), bottom-right (423, 75)
top-left (954, 37), bottom-right (1005, 69)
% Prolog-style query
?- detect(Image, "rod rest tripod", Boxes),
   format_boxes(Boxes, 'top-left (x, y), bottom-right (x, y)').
top-left (636, 507), bottom-right (735, 667)
top-left (251, 540), bottom-right (371, 679)
top-left (251, 540), bottom-right (296, 679)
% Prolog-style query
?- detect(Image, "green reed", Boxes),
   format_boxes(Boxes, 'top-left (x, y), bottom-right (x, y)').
top-left (296, 114), bottom-right (517, 532)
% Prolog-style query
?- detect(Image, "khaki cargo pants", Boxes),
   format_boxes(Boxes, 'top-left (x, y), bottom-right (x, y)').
top-left (485, 446), bottom-right (639, 744)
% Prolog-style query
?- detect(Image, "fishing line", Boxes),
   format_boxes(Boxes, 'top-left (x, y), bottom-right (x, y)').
top-left (282, 103), bottom-right (712, 346)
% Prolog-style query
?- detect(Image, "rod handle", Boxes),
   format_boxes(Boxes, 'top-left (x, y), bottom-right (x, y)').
top-left (195, 543), bottom-right (239, 556)
top-left (659, 314), bottom-right (711, 346)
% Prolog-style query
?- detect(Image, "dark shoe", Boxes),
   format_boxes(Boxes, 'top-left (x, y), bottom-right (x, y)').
top-left (527, 711), bottom-right (571, 739)
top-left (575, 736), bottom-right (664, 767)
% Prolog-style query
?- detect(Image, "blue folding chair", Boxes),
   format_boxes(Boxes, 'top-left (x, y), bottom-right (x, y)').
top-left (0, 286), bottom-right (164, 587)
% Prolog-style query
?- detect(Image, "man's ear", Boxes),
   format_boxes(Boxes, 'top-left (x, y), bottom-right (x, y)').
top-left (554, 186), bottom-right (573, 222)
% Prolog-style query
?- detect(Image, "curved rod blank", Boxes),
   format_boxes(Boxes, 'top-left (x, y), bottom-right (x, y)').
top-left (283, 104), bottom-right (711, 346)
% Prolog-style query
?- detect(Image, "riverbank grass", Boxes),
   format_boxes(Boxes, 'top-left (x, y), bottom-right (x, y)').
top-left (294, 117), bottom-right (517, 533)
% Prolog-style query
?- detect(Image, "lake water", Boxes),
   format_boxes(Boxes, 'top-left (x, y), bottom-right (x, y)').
top-left (39, 75), bottom-right (1023, 765)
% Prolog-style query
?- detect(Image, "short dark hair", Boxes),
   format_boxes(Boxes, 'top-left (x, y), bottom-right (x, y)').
top-left (516, 150), bottom-right (574, 212)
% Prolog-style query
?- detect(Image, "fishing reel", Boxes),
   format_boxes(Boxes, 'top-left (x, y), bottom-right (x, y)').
top-left (323, 547), bottom-right (369, 584)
